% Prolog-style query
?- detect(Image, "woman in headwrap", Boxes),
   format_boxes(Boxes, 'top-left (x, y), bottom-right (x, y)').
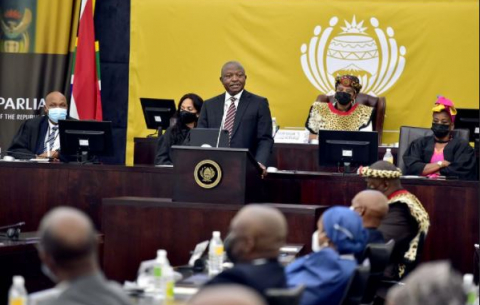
top-left (305, 75), bottom-right (374, 137)
top-left (403, 96), bottom-right (477, 180)
top-left (285, 206), bottom-right (368, 305)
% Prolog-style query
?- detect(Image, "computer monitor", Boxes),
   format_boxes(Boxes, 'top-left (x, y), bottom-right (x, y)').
top-left (455, 108), bottom-right (479, 143)
top-left (140, 98), bottom-right (176, 134)
top-left (187, 128), bottom-right (229, 148)
top-left (59, 120), bottom-right (113, 163)
top-left (318, 130), bottom-right (378, 172)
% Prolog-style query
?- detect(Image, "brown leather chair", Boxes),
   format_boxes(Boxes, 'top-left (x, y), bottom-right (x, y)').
top-left (316, 93), bottom-right (386, 143)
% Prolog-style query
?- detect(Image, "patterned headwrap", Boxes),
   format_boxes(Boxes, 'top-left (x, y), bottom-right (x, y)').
top-left (322, 206), bottom-right (368, 255)
top-left (358, 165), bottom-right (403, 179)
top-left (335, 75), bottom-right (362, 94)
top-left (432, 96), bottom-right (457, 123)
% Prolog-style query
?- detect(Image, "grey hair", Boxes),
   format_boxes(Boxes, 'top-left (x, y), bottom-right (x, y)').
top-left (220, 61), bottom-right (245, 76)
top-left (387, 261), bottom-right (466, 305)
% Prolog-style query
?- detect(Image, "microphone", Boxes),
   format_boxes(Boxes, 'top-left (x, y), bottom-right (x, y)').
top-left (215, 103), bottom-right (228, 148)
top-left (0, 222), bottom-right (25, 241)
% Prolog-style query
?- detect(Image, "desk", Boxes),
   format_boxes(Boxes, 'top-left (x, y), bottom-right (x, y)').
top-left (101, 197), bottom-right (324, 283)
top-left (133, 137), bottom-right (397, 170)
top-left (0, 162), bottom-right (477, 275)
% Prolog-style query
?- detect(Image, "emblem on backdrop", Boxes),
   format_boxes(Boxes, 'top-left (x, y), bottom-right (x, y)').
top-left (300, 16), bottom-right (407, 96)
top-left (194, 159), bottom-right (222, 189)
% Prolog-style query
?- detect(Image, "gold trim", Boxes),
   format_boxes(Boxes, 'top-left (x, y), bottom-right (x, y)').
top-left (194, 160), bottom-right (222, 189)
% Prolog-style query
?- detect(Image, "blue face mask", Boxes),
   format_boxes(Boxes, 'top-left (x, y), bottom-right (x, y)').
top-left (48, 108), bottom-right (67, 123)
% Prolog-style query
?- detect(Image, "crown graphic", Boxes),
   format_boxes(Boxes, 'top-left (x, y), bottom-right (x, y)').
top-left (300, 16), bottom-right (407, 96)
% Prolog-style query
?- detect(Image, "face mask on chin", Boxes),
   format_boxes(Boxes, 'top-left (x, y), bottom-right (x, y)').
top-left (334, 91), bottom-right (353, 106)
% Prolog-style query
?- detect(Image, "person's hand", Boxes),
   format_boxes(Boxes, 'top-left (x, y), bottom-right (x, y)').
top-left (258, 162), bottom-right (267, 179)
top-left (37, 151), bottom-right (59, 159)
top-left (441, 160), bottom-right (451, 168)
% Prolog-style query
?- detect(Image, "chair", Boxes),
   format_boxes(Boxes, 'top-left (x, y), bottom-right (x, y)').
top-left (397, 126), bottom-right (470, 172)
top-left (265, 285), bottom-right (305, 305)
top-left (361, 240), bottom-right (395, 305)
top-left (316, 93), bottom-right (386, 143)
top-left (340, 265), bottom-right (370, 305)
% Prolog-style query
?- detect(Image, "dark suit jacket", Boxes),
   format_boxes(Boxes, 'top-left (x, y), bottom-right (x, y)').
top-left (197, 90), bottom-right (273, 165)
top-left (205, 259), bottom-right (287, 302)
top-left (8, 115), bottom-right (49, 159)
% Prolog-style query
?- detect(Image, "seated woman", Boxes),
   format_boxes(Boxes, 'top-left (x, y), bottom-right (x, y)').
top-left (154, 93), bottom-right (203, 165)
top-left (305, 75), bottom-right (374, 137)
top-left (285, 206), bottom-right (367, 305)
top-left (403, 96), bottom-right (477, 180)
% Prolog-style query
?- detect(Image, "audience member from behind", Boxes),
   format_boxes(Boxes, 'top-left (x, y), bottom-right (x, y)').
top-left (205, 205), bottom-right (287, 299)
top-left (286, 206), bottom-right (368, 305)
top-left (37, 207), bottom-right (131, 305)
top-left (351, 190), bottom-right (388, 244)
top-left (8, 91), bottom-right (68, 160)
top-left (387, 261), bottom-right (466, 305)
top-left (189, 285), bottom-right (267, 305)
top-left (155, 93), bottom-right (204, 165)
top-left (359, 161), bottom-right (430, 280)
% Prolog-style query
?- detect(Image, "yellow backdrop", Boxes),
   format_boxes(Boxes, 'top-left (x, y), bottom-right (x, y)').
top-left (128, 0), bottom-right (479, 165)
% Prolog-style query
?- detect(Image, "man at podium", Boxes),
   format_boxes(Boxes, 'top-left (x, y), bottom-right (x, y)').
top-left (197, 61), bottom-right (273, 169)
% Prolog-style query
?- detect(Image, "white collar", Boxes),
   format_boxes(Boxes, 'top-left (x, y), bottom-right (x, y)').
top-left (225, 90), bottom-right (244, 102)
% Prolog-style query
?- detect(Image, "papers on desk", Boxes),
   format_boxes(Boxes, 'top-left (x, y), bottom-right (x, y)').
top-left (29, 158), bottom-right (50, 162)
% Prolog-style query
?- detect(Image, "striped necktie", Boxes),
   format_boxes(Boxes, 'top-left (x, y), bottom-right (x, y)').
top-left (224, 97), bottom-right (237, 140)
top-left (44, 126), bottom-right (58, 152)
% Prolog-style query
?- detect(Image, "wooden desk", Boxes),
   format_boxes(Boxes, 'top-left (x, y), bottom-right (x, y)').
top-left (0, 162), bottom-right (477, 275)
top-left (133, 137), bottom-right (398, 170)
top-left (101, 197), bottom-right (324, 283)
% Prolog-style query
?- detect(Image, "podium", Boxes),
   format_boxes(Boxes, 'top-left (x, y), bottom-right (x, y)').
top-left (171, 146), bottom-right (263, 204)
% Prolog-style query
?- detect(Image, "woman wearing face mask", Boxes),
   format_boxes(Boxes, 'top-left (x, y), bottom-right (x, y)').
top-left (305, 75), bottom-right (374, 137)
top-left (154, 93), bottom-right (203, 165)
top-left (285, 206), bottom-right (368, 305)
top-left (403, 96), bottom-right (476, 180)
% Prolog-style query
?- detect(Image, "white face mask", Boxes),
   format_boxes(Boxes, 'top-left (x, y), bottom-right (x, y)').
top-left (311, 230), bottom-right (326, 252)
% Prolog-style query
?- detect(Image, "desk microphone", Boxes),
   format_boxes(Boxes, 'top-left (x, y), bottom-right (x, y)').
top-left (0, 222), bottom-right (25, 241)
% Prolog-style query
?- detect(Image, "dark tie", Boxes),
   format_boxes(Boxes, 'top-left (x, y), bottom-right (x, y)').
top-left (224, 97), bottom-right (237, 140)
top-left (44, 126), bottom-right (58, 152)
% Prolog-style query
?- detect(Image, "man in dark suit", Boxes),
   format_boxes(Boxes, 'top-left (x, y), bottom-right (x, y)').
top-left (36, 207), bottom-right (131, 305)
top-left (205, 205), bottom-right (287, 302)
top-left (197, 61), bottom-right (273, 170)
top-left (8, 91), bottom-right (68, 160)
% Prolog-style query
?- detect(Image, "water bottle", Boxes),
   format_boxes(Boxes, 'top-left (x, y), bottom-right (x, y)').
top-left (152, 249), bottom-right (170, 295)
top-left (383, 148), bottom-right (394, 164)
top-left (463, 273), bottom-right (478, 305)
top-left (163, 266), bottom-right (175, 301)
top-left (8, 276), bottom-right (27, 305)
top-left (208, 231), bottom-right (224, 275)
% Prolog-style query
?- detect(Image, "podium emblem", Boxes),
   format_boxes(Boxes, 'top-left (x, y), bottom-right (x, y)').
top-left (194, 160), bottom-right (222, 189)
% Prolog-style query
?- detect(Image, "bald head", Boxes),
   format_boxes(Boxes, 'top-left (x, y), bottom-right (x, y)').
top-left (189, 285), bottom-right (267, 305)
top-left (351, 190), bottom-right (388, 228)
top-left (38, 207), bottom-right (96, 269)
top-left (370, 160), bottom-right (399, 172)
top-left (229, 205), bottom-right (287, 261)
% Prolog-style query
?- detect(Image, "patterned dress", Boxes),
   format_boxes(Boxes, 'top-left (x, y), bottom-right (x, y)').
top-left (306, 101), bottom-right (374, 134)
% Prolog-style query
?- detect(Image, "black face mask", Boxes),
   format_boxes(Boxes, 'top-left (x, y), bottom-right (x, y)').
top-left (179, 110), bottom-right (198, 124)
top-left (335, 91), bottom-right (353, 106)
top-left (431, 123), bottom-right (450, 138)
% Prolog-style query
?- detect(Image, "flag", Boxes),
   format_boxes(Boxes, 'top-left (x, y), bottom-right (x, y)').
top-left (70, 0), bottom-right (102, 120)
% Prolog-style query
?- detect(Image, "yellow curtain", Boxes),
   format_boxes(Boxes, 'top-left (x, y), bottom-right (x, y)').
top-left (128, 0), bottom-right (479, 165)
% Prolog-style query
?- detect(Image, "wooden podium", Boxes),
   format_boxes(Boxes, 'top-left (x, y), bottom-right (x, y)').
top-left (171, 146), bottom-right (263, 204)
